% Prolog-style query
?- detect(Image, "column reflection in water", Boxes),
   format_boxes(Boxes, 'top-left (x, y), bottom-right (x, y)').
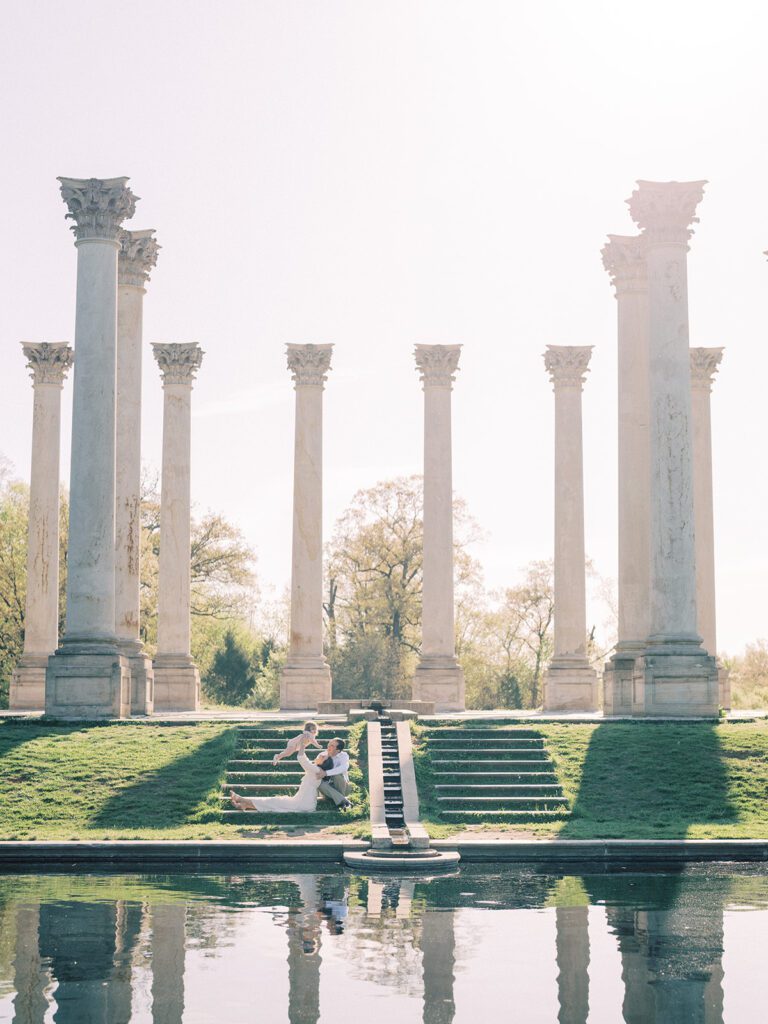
top-left (286, 876), bottom-right (322, 1024)
top-left (12, 905), bottom-right (48, 1024)
top-left (150, 904), bottom-right (186, 1024)
top-left (555, 906), bottom-right (589, 1024)
top-left (420, 910), bottom-right (456, 1024)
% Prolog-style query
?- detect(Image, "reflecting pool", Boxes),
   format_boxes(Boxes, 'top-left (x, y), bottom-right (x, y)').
top-left (0, 863), bottom-right (766, 1022)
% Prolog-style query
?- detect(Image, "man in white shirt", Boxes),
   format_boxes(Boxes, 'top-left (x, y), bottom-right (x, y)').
top-left (318, 737), bottom-right (351, 809)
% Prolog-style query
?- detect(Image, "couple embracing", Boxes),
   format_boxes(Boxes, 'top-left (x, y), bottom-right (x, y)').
top-left (230, 731), bottom-right (351, 813)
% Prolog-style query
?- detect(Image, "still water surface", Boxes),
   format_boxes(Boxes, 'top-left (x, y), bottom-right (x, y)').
top-left (0, 863), bottom-right (766, 1023)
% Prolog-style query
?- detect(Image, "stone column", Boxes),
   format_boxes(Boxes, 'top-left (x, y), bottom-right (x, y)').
top-left (542, 346), bottom-right (598, 711)
top-left (601, 236), bottom-right (650, 716)
top-left (555, 906), bottom-right (590, 1024)
top-left (46, 176), bottom-right (135, 719)
top-left (152, 343), bottom-right (204, 711)
top-left (412, 345), bottom-right (465, 712)
top-left (690, 347), bottom-right (729, 710)
top-left (280, 344), bottom-right (333, 710)
top-left (628, 180), bottom-right (718, 716)
top-left (10, 343), bottom-right (73, 710)
top-left (116, 229), bottom-right (160, 716)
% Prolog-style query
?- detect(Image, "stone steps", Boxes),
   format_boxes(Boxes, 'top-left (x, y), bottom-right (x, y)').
top-left (430, 758), bottom-right (550, 771)
top-left (440, 809), bottom-right (569, 821)
top-left (427, 737), bottom-right (545, 747)
top-left (435, 784), bottom-right (563, 796)
top-left (437, 795), bottom-right (569, 810)
top-left (432, 771), bottom-right (558, 783)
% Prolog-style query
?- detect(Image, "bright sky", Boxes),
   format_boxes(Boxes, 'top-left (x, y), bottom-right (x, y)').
top-left (1, 1), bottom-right (766, 655)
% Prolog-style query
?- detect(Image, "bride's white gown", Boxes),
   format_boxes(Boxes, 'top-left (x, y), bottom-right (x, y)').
top-left (246, 752), bottom-right (322, 812)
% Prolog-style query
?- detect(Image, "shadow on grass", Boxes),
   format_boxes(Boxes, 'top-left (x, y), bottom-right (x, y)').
top-left (92, 730), bottom-right (235, 830)
top-left (559, 723), bottom-right (737, 839)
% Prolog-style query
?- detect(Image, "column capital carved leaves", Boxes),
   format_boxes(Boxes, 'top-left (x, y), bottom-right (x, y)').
top-left (690, 347), bottom-right (723, 391)
top-left (627, 180), bottom-right (706, 249)
top-left (21, 342), bottom-right (73, 387)
top-left (414, 344), bottom-right (462, 389)
top-left (286, 344), bottom-right (334, 387)
top-left (119, 228), bottom-right (160, 287)
top-left (544, 345), bottom-right (593, 389)
top-left (58, 176), bottom-right (137, 242)
top-left (601, 234), bottom-right (647, 294)
top-left (152, 343), bottom-right (204, 387)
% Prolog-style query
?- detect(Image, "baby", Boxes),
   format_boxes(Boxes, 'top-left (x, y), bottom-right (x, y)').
top-left (272, 721), bottom-right (321, 766)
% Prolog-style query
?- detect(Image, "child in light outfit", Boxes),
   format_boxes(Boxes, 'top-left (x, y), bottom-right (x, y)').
top-left (272, 722), bottom-right (321, 766)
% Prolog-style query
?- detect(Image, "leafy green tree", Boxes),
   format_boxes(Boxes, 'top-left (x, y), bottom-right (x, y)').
top-left (203, 628), bottom-right (258, 705)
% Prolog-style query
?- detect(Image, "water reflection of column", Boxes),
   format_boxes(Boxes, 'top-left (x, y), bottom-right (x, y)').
top-left (151, 905), bottom-right (186, 1024)
top-left (606, 907), bottom-right (655, 1024)
top-left (109, 902), bottom-right (142, 1024)
top-left (420, 910), bottom-right (455, 1024)
top-left (39, 902), bottom-right (117, 1024)
top-left (287, 877), bottom-right (322, 1024)
top-left (12, 905), bottom-right (48, 1024)
top-left (555, 906), bottom-right (589, 1024)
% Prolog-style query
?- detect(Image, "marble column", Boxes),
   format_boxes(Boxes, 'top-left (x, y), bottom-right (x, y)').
top-left (152, 343), bottom-right (204, 711)
top-left (280, 344), bottom-right (333, 710)
top-left (420, 909), bottom-right (456, 1024)
top-left (542, 346), bottom-right (598, 711)
top-left (10, 343), bottom-right (73, 710)
top-left (150, 904), bottom-right (186, 1024)
top-left (601, 236), bottom-right (650, 716)
top-left (116, 229), bottom-right (160, 716)
top-left (690, 347), bottom-right (729, 710)
top-left (412, 345), bottom-right (465, 712)
top-left (628, 180), bottom-right (718, 716)
top-left (555, 906), bottom-right (590, 1024)
top-left (46, 176), bottom-right (135, 719)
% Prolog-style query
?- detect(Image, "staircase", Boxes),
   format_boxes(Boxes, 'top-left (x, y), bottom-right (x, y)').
top-left (419, 726), bottom-right (569, 822)
top-left (219, 725), bottom-right (351, 821)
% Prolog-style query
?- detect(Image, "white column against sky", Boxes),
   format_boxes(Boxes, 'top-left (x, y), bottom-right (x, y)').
top-left (46, 176), bottom-right (135, 719)
top-left (542, 346), bottom-right (597, 712)
top-left (10, 343), bottom-right (72, 710)
top-left (412, 344), bottom-right (465, 713)
top-left (280, 344), bottom-right (333, 710)
top-left (152, 343), bottom-right (204, 711)
top-left (691, 347), bottom-right (729, 709)
top-left (627, 180), bottom-right (718, 716)
top-left (601, 234), bottom-right (650, 716)
top-left (117, 229), bottom-right (160, 716)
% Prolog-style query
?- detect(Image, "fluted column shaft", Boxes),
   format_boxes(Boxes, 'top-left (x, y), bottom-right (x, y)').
top-left (153, 343), bottom-right (203, 711)
top-left (280, 344), bottom-right (333, 710)
top-left (47, 175), bottom-right (136, 718)
top-left (116, 230), bottom-right (159, 715)
top-left (11, 344), bottom-right (72, 709)
top-left (543, 346), bottom-right (597, 711)
top-left (412, 345), bottom-right (465, 712)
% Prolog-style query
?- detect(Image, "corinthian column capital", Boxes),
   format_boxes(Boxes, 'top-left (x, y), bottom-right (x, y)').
top-left (601, 234), bottom-right (647, 294)
top-left (626, 180), bottom-right (706, 249)
top-left (690, 347), bottom-right (724, 391)
top-left (286, 344), bottom-right (333, 387)
top-left (414, 344), bottom-right (462, 389)
top-left (21, 342), bottom-right (73, 387)
top-left (118, 229), bottom-right (160, 287)
top-left (58, 176), bottom-right (137, 242)
top-left (152, 343), bottom-right (204, 387)
top-left (544, 345), bottom-right (593, 389)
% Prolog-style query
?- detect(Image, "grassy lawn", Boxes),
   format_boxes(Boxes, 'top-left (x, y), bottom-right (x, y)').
top-left (0, 720), bottom-right (369, 841)
top-left (413, 720), bottom-right (768, 840)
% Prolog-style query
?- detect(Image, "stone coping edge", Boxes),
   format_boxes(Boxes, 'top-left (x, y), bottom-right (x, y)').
top-left (430, 838), bottom-right (768, 862)
top-left (0, 840), bottom-right (370, 867)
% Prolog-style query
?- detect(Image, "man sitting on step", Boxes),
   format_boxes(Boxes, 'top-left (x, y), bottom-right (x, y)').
top-left (317, 737), bottom-right (352, 810)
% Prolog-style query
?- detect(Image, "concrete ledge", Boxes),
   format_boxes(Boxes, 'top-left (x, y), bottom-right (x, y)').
top-left (430, 838), bottom-right (768, 862)
top-left (0, 839), bottom-right (370, 868)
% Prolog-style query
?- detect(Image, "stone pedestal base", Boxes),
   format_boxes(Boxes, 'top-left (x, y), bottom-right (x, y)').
top-left (279, 658), bottom-right (332, 710)
top-left (45, 647), bottom-right (130, 719)
top-left (120, 644), bottom-right (154, 716)
top-left (9, 655), bottom-right (49, 710)
top-left (153, 656), bottom-right (200, 712)
top-left (412, 657), bottom-right (465, 712)
top-left (632, 646), bottom-right (719, 717)
top-left (543, 659), bottom-right (598, 712)
top-left (603, 650), bottom-right (640, 716)
top-left (718, 665), bottom-right (731, 711)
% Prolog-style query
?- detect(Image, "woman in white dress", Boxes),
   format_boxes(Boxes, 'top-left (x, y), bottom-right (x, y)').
top-left (229, 752), bottom-right (325, 813)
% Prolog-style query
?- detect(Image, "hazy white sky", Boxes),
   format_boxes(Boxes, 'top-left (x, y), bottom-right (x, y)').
top-left (1, 1), bottom-right (766, 654)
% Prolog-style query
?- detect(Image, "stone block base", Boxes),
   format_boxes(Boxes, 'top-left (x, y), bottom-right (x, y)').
top-left (543, 660), bottom-right (598, 712)
top-left (632, 648), bottom-right (719, 717)
top-left (317, 699), bottom-right (435, 716)
top-left (412, 659), bottom-right (465, 712)
top-left (153, 657), bottom-right (200, 712)
top-left (45, 649), bottom-right (130, 719)
top-left (9, 655), bottom-right (49, 710)
top-left (280, 659), bottom-right (332, 710)
top-left (603, 653), bottom-right (637, 716)
top-left (126, 651), bottom-right (154, 716)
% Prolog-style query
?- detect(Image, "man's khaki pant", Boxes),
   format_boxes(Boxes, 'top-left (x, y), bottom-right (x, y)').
top-left (319, 775), bottom-right (348, 807)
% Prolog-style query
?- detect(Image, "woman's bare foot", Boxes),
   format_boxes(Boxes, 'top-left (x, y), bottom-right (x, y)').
top-left (229, 791), bottom-right (241, 809)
